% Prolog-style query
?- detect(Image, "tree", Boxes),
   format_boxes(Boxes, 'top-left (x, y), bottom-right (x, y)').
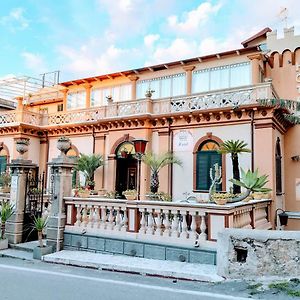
top-left (142, 152), bottom-right (182, 193)
top-left (76, 153), bottom-right (104, 189)
top-left (218, 140), bottom-right (251, 194)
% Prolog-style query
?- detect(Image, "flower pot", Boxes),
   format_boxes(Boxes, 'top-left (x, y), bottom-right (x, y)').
top-left (214, 198), bottom-right (228, 205)
top-left (57, 138), bottom-right (71, 154)
top-left (0, 239), bottom-right (8, 250)
top-left (33, 245), bottom-right (53, 260)
top-left (252, 192), bottom-right (263, 200)
top-left (78, 190), bottom-right (90, 198)
top-left (0, 187), bottom-right (10, 193)
top-left (15, 139), bottom-right (29, 156)
top-left (124, 194), bottom-right (137, 200)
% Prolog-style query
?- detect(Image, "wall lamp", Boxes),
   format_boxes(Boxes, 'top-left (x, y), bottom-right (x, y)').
top-left (275, 208), bottom-right (289, 228)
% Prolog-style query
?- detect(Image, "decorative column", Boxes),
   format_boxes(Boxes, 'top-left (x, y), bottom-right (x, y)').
top-left (84, 83), bottom-right (92, 108)
top-left (62, 88), bottom-right (68, 112)
top-left (158, 130), bottom-right (170, 194)
top-left (106, 154), bottom-right (117, 193)
top-left (128, 75), bottom-right (139, 100)
top-left (94, 133), bottom-right (106, 193)
top-left (46, 138), bottom-right (76, 251)
top-left (183, 65), bottom-right (195, 95)
top-left (6, 138), bottom-right (37, 244)
top-left (247, 54), bottom-right (263, 85)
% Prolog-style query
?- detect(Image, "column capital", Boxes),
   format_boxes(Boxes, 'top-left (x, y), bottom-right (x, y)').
top-left (128, 75), bottom-right (139, 81)
top-left (247, 53), bottom-right (263, 61)
top-left (82, 83), bottom-right (93, 89)
top-left (183, 65), bottom-right (196, 72)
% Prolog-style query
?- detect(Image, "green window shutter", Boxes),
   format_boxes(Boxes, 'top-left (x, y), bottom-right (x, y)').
top-left (196, 151), bottom-right (222, 191)
top-left (0, 156), bottom-right (7, 174)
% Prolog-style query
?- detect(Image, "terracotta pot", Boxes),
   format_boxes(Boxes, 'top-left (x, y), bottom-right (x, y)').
top-left (78, 190), bottom-right (90, 198)
top-left (252, 192), bottom-right (263, 200)
top-left (214, 198), bottom-right (228, 205)
top-left (125, 194), bottom-right (137, 200)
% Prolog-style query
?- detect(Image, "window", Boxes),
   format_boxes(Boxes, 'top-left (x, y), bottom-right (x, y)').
top-left (136, 73), bottom-right (186, 99)
top-left (91, 84), bottom-right (132, 107)
top-left (195, 140), bottom-right (222, 191)
top-left (0, 148), bottom-right (8, 174)
top-left (276, 137), bottom-right (282, 195)
top-left (67, 91), bottom-right (86, 110)
top-left (57, 104), bottom-right (63, 112)
top-left (192, 62), bottom-right (251, 93)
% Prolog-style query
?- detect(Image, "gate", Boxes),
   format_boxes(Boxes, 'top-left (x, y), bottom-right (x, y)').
top-left (22, 172), bottom-right (45, 242)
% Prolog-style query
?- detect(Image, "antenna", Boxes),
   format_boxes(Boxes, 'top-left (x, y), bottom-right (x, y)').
top-left (277, 7), bottom-right (288, 28)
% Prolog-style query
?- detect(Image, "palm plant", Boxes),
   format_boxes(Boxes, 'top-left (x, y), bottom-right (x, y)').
top-left (76, 153), bottom-right (104, 189)
top-left (218, 140), bottom-right (251, 194)
top-left (33, 216), bottom-right (48, 248)
top-left (230, 169), bottom-right (272, 201)
top-left (142, 152), bottom-right (182, 193)
top-left (0, 202), bottom-right (14, 239)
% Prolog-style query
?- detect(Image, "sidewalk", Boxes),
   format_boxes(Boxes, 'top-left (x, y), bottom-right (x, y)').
top-left (43, 250), bottom-right (224, 282)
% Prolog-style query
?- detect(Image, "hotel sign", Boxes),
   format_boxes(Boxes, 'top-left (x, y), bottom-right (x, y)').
top-left (173, 130), bottom-right (193, 152)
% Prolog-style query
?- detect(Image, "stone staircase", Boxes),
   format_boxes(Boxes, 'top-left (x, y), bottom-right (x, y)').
top-left (0, 241), bottom-right (42, 260)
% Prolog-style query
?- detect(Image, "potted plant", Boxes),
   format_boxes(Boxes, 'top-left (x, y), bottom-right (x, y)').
top-left (104, 191), bottom-right (117, 199)
top-left (32, 216), bottom-right (52, 259)
top-left (218, 140), bottom-right (251, 194)
top-left (229, 169), bottom-right (272, 202)
top-left (76, 153), bottom-right (104, 190)
top-left (57, 136), bottom-right (72, 154)
top-left (145, 88), bottom-right (155, 98)
top-left (0, 202), bottom-right (14, 250)
top-left (142, 152), bottom-right (182, 194)
top-left (122, 189), bottom-right (137, 200)
top-left (0, 172), bottom-right (11, 193)
top-left (15, 138), bottom-right (30, 156)
top-left (77, 187), bottom-right (90, 198)
top-left (211, 192), bottom-right (235, 205)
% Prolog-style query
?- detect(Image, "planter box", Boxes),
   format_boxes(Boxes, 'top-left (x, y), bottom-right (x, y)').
top-left (33, 245), bottom-right (53, 260)
top-left (0, 239), bottom-right (8, 250)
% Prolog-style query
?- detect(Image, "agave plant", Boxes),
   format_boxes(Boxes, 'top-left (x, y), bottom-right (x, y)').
top-left (33, 216), bottom-right (48, 248)
top-left (230, 169), bottom-right (272, 201)
top-left (218, 140), bottom-right (251, 194)
top-left (142, 152), bottom-right (182, 193)
top-left (76, 153), bottom-right (104, 189)
top-left (0, 202), bottom-right (14, 239)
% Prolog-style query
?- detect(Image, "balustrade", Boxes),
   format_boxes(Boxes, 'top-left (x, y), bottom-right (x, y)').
top-left (64, 197), bottom-right (271, 248)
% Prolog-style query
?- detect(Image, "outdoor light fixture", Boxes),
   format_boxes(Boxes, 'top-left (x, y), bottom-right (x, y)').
top-left (133, 139), bottom-right (148, 200)
top-left (275, 208), bottom-right (289, 228)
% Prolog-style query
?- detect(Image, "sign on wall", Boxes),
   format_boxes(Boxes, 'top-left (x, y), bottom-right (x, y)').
top-left (173, 130), bottom-right (194, 152)
top-left (10, 175), bottom-right (19, 208)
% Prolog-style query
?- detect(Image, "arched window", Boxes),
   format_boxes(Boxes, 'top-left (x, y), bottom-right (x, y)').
top-left (275, 137), bottom-right (282, 195)
top-left (0, 146), bottom-right (9, 174)
top-left (195, 140), bottom-right (223, 191)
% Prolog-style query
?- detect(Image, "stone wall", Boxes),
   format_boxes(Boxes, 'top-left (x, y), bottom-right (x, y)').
top-left (217, 229), bottom-right (300, 278)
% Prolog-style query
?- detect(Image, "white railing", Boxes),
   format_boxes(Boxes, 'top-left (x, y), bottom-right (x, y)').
top-left (64, 198), bottom-right (271, 248)
top-left (0, 83), bottom-right (277, 127)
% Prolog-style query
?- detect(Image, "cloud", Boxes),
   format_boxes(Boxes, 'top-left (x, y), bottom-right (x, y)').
top-left (144, 34), bottom-right (160, 48)
top-left (167, 1), bottom-right (222, 34)
top-left (21, 52), bottom-right (47, 74)
top-left (0, 7), bottom-right (29, 31)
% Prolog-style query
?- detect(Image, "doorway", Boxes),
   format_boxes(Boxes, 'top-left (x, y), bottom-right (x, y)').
top-left (115, 142), bottom-right (137, 198)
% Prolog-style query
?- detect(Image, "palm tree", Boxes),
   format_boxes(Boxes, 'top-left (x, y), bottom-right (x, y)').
top-left (142, 152), bottom-right (182, 193)
top-left (0, 202), bottom-right (14, 240)
top-left (218, 140), bottom-right (251, 194)
top-left (76, 153), bottom-right (104, 189)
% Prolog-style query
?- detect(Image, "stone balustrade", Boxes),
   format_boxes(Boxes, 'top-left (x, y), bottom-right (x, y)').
top-left (64, 197), bottom-right (272, 248)
top-left (0, 82), bottom-right (277, 128)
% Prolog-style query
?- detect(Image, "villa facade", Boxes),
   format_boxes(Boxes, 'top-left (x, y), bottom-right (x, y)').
top-left (0, 27), bottom-right (300, 230)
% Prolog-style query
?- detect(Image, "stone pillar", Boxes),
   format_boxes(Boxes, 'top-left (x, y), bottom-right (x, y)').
top-left (6, 159), bottom-right (37, 244)
top-left (46, 155), bottom-right (76, 251)
top-left (94, 134), bottom-right (106, 193)
top-left (183, 65), bottom-right (195, 95)
top-left (158, 130), bottom-right (170, 194)
top-left (128, 75), bottom-right (139, 100)
top-left (84, 84), bottom-right (92, 108)
top-left (248, 54), bottom-right (262, 84)
top-left (106, 154), bottom-right (116, 192)
top-left (15, 97), bottom-right (24, 123)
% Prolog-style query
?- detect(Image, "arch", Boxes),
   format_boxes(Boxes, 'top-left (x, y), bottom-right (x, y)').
top-left (193, 133), bottom-right (226, 192)
top-left (0, 143), bottom-right (10, 173)
top-left (275, 137), bottom-right (282, 195)
top-left (110, 134), bottom-right (135, 155)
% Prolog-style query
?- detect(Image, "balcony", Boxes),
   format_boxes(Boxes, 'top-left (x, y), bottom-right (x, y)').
top-left (0, 82), bottom-right (277, 128)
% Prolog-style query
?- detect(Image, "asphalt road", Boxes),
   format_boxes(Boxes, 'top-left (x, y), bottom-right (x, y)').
top-left (0, 257), bottom-right (247, 300)
top-left (0, 257), bottom-right (297, 300)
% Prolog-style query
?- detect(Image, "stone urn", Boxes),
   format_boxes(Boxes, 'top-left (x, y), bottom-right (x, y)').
top-left (57, 136), bottom-right (71, 155)
top-left (15, 138), bottom-right (30, 157)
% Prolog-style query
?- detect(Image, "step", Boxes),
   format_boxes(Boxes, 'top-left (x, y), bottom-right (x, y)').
top-left (43, 250), bottom-right (223, 282)
top-left (0, 249), bottom-right (34, 260)
top-left (10, 240), bottom-right (45, 253)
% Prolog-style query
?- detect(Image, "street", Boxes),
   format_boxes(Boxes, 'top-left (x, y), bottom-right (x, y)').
top-left (0, 257), bottom-right (248, 300)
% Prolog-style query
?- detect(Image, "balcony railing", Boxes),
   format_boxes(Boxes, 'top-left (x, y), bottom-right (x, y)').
top-left (64, 197), bottom-right (272, 248)
top-left (0, 83), bottom-right (277, 128)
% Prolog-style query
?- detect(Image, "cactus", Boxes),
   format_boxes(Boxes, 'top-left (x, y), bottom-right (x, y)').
top-left (209, 163), bottom-right (222, 201)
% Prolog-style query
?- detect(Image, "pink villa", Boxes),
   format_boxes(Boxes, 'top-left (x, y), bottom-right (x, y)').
top-left (0, 27), bottom-right (300, 252)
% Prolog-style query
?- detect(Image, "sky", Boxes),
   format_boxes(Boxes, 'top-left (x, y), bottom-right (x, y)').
top-left (0, 0), bottom-right (300, 83)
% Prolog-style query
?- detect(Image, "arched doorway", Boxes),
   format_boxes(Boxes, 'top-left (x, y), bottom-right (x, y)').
top-left (115, 141), bottom-right (137, 198)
